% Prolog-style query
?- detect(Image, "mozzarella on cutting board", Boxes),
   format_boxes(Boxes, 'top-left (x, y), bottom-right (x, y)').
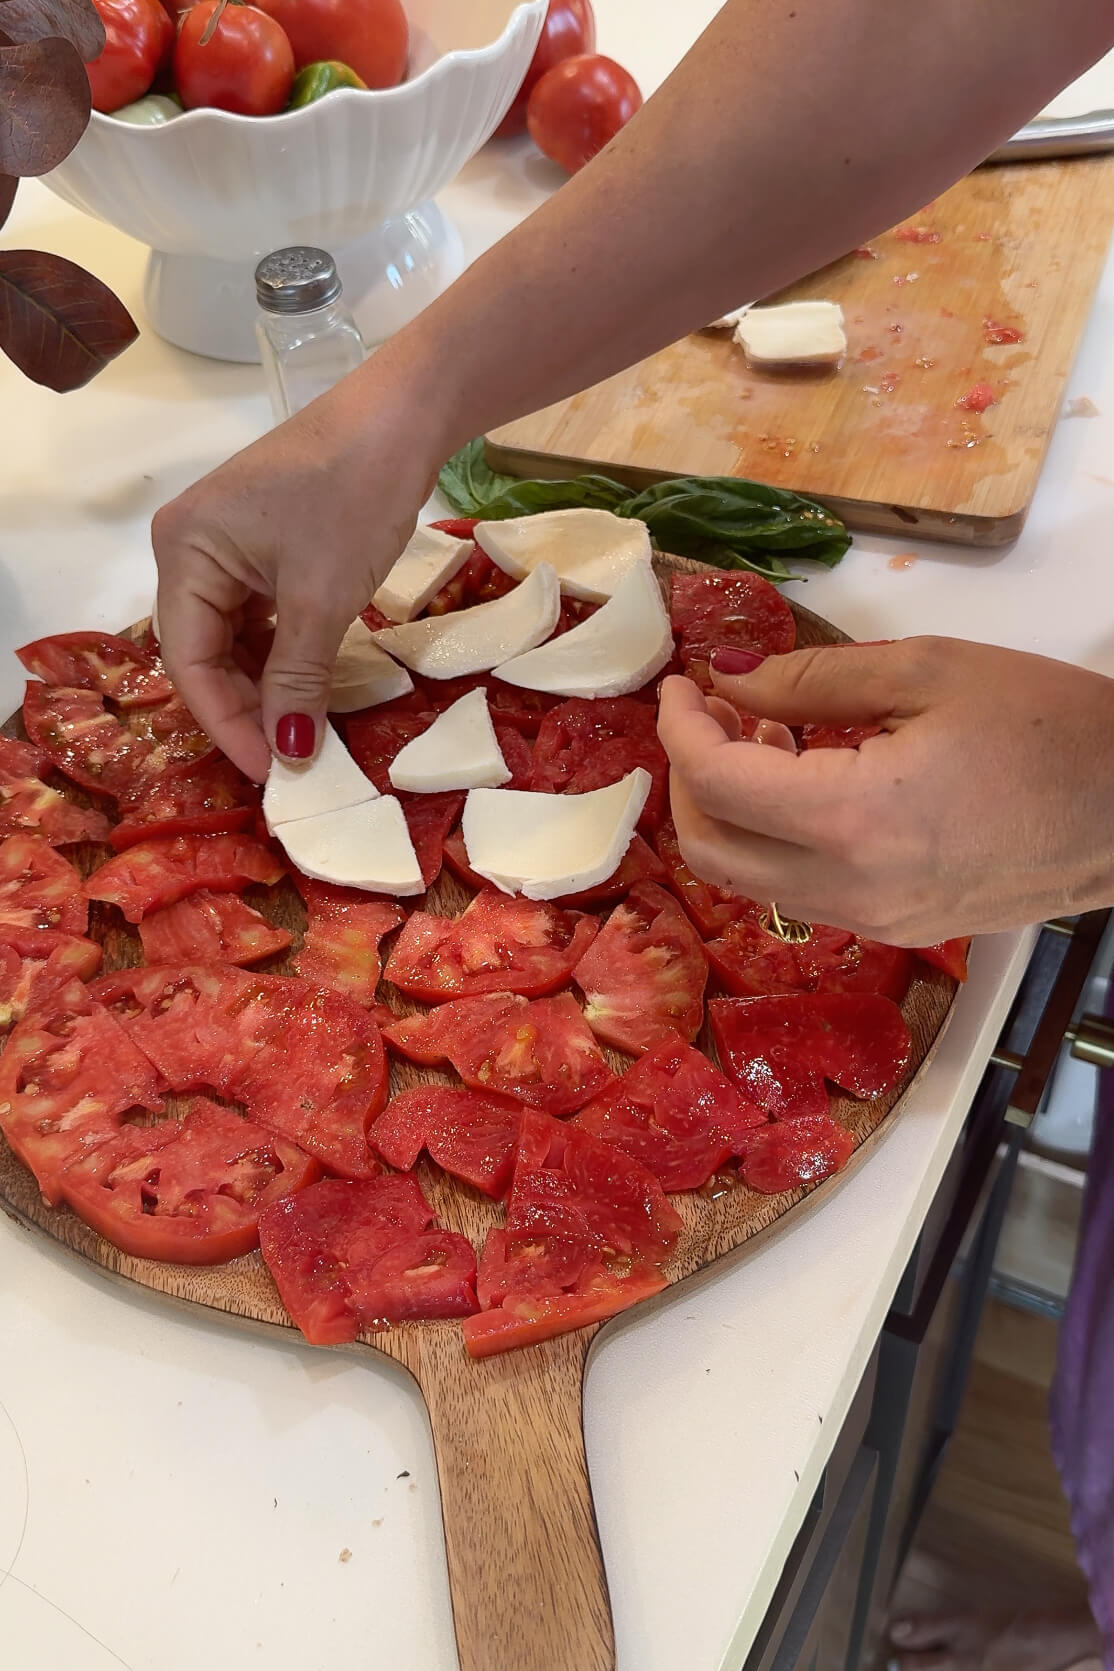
top-left (275, 796), bottom-right (424, 896)
top-left (474, 508), bottom-right (652, 604)
top-left (328, 619), bottom-right (413, 713)
top-left (707, 303), bottom-right (753, 331)
top-left (734, 301), bottom-right (846, 368)
top-left (371, 563), bottom-right (561, 680)
top-left (263, 721), bottom-right (377, 834)
top-left (494, 561), bottom-right (672, 699)
top-left (371, 525), bottom-right (473, 624)
top-left (388, 688), bottom-right (510, 793)
top-left (462, 769), bottom-right (651, 900)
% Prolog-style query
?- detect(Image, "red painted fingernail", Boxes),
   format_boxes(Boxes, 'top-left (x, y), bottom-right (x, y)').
top-left (711, 647), bottom-right (765, 675)
top-left (276, 713), bottom-right (315, 759)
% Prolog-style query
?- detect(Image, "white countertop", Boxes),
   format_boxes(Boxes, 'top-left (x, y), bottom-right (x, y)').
top-left (3, 16), bottom-right (1113, 1671)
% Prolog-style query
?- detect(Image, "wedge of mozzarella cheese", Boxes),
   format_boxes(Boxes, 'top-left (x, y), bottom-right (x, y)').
top-left (734, 300), bottom-right (846, 368)
top-left (371, 525), bottom-right (473, 624)
top-left (462, 769), bottom-right (650, 900)
top-left (493, 561), bottom-right (672, 699)
top-left (371, 563), bottom-right (561, 680)
top-left (389, 688), bottom-right (510, 793)
top-left (328, 619), bottom-right (413, 713)
top-left (474, 508), bottom-right (652, 604)
top-left (263, 720), bottom-right (378, 834)
top-left (707, 303), bottom-right (754, 331)
top-left (276, 797), bottom-right (424, 895)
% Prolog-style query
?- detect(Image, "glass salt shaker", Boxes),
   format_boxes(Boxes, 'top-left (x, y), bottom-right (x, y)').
top-left (254, 246), bottom-right (366, 425)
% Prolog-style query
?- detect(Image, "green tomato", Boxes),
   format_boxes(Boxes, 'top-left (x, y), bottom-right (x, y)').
top-left (287, 60), bottom-right (368, 109)
top-left (108, 94), bottom-right (183, 126)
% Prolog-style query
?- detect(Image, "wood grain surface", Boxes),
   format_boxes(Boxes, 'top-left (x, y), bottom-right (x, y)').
top-left (487, 158), bottom-right (1114, 548)
top-left (0, 571), bottom-right (956, 1671)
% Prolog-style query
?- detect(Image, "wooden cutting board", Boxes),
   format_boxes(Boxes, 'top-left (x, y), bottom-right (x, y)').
top-left (487, 158), bottom-right (1114, 548)
top-left (0, 571), bottom-right (955, 1671)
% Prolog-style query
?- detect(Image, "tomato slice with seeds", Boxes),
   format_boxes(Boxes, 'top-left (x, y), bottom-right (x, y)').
top-left (59, 1097), bottom-right (320, 1264)
top-left (111, 757), bottom-right (258, 850)
top-left (23, 682), bottom-right (157, 801)
top-left (915, 938), bottom-right (971, 983)
top-left (125, 692), bottom-right (210, 767)
top-left (259, 1174), bottom-right (478, 1345)
top-left (738, 1114), bottom-right (855, 1194)
top-left (0, 737), bottom-right (112, 846)
top-left (291, 888), bottom-right (404, 1007)
top-left (0, 977), bottom-right (164, 1204)
top-left (574, 1036), bottom-right (763, 1190)
top-left (384, 890), bottom-right (598, 1003)
top-left (706, 906), bottom-right (913, 1002)
top-left (383, 992), bottom-right (614, 1115)
top-left (371, 1086), bottom-right (523, 1197)
top-left (0, 834), bottom-right (87, 934)
top-left (87, 832), bottom-right (284, 922)
top-left (529, 698), bottom-right (670, 832)
top-left (572, 881), bottom-right (707, 1055)
top-left (16, 631), bottom-right (173, 708)
top-left (654, 817), bottom-right (748, 938)
top-left (709, 993), bottom-right (912, 1119)
top-left (506, 1109), bottom-right (682, 1261)
top-left (0, 930), bottom-right (102, 1033)
top-left (669, 572), bottom-right (796, 690)
top-left (425, 546), bottom-right (514, 615)
top-left (138, 890), bottom-right (293, 968)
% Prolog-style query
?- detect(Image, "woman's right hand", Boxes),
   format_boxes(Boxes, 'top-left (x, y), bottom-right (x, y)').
top-left (151, 347), bottom-right (449, 783)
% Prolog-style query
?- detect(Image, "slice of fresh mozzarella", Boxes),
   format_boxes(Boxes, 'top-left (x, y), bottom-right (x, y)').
top-left (371, 525), bottom-right (473, 624)
top-left (462, 769), bottom-right (651, 900)
top-left (734, 300), bottom-right (846, 368)
top-left (274, 796), bottom-right (424, 895)
top-left (707, 303), bottom-right (754, 330)
top-left (474, 508), bottom-right (652, 604)
top-left (494, 561), bottom-right (672, 699)
top-left (263, 720), bottom-right (377, 835)
top-left (328, 618), bottom-right (414, 713)
top-left (371, 563), bottom-right (561, 680)
top-left (388, 688), bottom-right (510, 793)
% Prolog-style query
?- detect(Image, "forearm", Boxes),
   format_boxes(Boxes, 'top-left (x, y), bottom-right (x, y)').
top-left (369, 0), bottom-right (1113, 451)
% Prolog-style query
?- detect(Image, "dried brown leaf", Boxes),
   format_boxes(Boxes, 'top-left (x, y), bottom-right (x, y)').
top-left (0, 249), bottom-right (138, 391)
top-left (0, 35), bottom-right (90, 176)
top-left (0, 0), bottom-right (105, 61)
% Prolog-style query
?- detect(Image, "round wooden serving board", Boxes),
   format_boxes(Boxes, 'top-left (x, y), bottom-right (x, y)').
top-left (0, 563), bottom-right (955, 1671)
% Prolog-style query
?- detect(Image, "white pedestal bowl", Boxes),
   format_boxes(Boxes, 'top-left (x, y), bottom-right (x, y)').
top-left (43, 0), bottom-right (546, 361)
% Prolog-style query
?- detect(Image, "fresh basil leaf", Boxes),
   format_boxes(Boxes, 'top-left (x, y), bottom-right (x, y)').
top-left (437, 438), bottom-right (520, 514)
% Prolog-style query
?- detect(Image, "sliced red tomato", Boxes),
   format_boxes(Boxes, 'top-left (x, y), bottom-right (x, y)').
top-left (425, 548), bottom-right (514, 615)
top-left (709, 993), bottom-right (912, 1120)
top-left (16, 632), bottom-right (172, 708)
top-left (738, 1114), bottom-right (855, 1194)
top-left (238, 986), bottom-right (388, 1178)
top-left (139, 890), bottom-right (292, 968)
top-left (23, 682), bottom-right (157, 801)
top-left (0, 835), bottom-right (87, 934)
top-left (0, 737), bottom-right (112, 846)
top-left (383, 992), bottom-right (614, 1115)
top-left (0, 929), bottom-right (102, 1033)
top-left (800, 723), bottom-right (883, 750)
top-left (125, 692), bottom-right (210, 768)
top-left (572, 881), bottom-right (707, 1055)
top-left (111, 757), bottom-right (258, 850)
top-left (706, 907), bottom-right (913, 1002)
top-left (529, 698), bottom-right (670, 832)
top-left (506, 1109), bottom-right (682, 1260)
top-left (654, 817), bottom-right (748, 938)
top-left (371, 1086), bottom-right (523, 1198)
top-left (384, 890), bottom-right (598, 1003)
top-left (400, 790), bottom-right (465, 890)
top-left (428, 517), bottom-right (480, 539)
top-left (258, 1174), bottom-right (478, 1345)
top-left (573, 1036), bottom-right (763, 1189)
top-left (344, 698), bottom-right (436, 794)
top-left (462, 1227), bottom-right (666, 1358)
top-left (493, 724), bottom-right (534, 790)
top-left (87, 832), bottom-right (284, 922)
top-left (59, 1098), bottom-right (320, 1264)
top-left (0, 978), bottom-right (163, 1204)
top-left (669, 572), bottom-right (796, 690)
top-left (292, 889), bottom-right (404, 1007)
top-left (915, 938), bottom-right (971, 983)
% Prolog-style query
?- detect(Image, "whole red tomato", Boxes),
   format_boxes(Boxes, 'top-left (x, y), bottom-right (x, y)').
top-left (527, 54), bottom-right (642, 174)
top-left (174, 0), bottom-right (295, 115)
top-left (87, 0), bottom-right (174, 113)
top-left (495, 0), bottom-right (595, 138)
top-left (253, 0), bottom-right (408, 90)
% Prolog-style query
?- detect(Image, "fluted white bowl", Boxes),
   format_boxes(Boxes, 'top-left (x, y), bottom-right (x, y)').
top-left (44, 0), bottom-right (546, 360)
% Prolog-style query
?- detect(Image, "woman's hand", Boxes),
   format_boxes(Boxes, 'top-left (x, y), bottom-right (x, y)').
top-left (657, 637), bottom-right (1114, 944)
top-left (151, 346), bottom-right (449, 783)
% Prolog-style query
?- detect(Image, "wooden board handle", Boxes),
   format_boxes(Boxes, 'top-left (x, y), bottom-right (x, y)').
top-left (407, 1328), bottom-right (614, 1671)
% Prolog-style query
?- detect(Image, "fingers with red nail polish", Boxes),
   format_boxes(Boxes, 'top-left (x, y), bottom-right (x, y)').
top-left (276, 712), bottom-right (316, 759)
top-left (710, 647), bottom-right (766, 675)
